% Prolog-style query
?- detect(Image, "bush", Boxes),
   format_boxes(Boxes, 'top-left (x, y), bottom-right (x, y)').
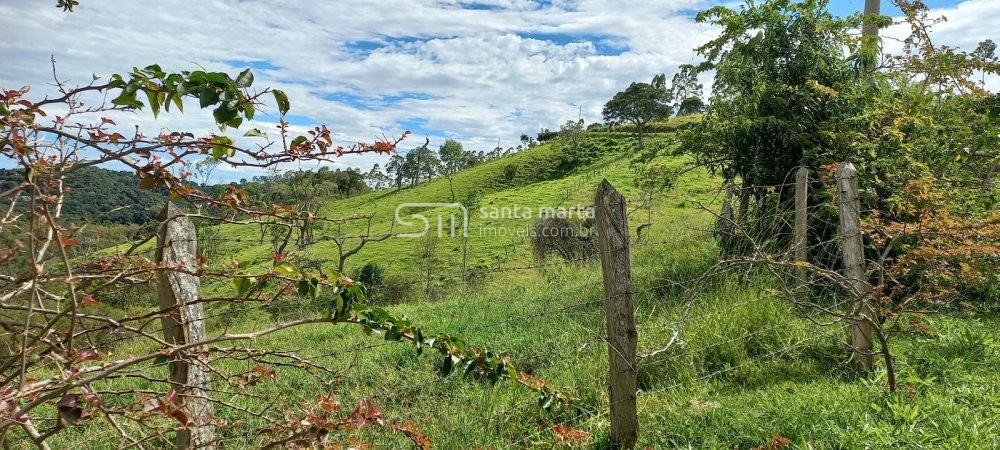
top-left (379, 272), bottom-right (420, 306)
top-left (354, 262), bottom-right (385, 301)
top-left (530, 217), bottom-right (597, 263)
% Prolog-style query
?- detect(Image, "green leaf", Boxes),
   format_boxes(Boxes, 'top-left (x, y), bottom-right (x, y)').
top-left (187, 71), bottom-right (208, 83)
top-left (297, 280), bottom-right (312, 298)
top-left (213, 105), bottom-right (239, 127)
top-left (111, 90), bottom-right (142, 109)
top-left (235, 69), bottom-right (254, 88)
top-left (385, 326), bottom-right (402, 342)
top-left (211, 136), bottom-right (235, 159)
top-left (171, 92), bottom-right (184, 112)
top-left (198, 87), bottom-right (220, 108)
top-left (273, 261), bottom-right (299, 277)
top-left (176, 81), bottom-right (194, 96)
top-left (233, 277), bottom-right (254, 296)
top-left (290, 135), bottom-right (308, 147)
top-left (142, 64), bottom-right (164, 79)
top-left (272, 89), bottom-right (290, 116)
top-left (146, 90), bottom-right (160, 118)
top-left (164, 92), bottom-right (175, 112)
top-left (440, 354), bottom-right (454, 376)
top-left (244, 128), bottom-right (267, 138)
top-left (125, 80), bottom-right (141, 95)
top-left (203, 72), bottom-right (229, 84)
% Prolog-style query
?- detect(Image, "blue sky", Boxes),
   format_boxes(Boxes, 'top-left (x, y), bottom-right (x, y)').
top-left (826, 0), bottom-right (963, 16)
top-left (0, 0), bottom-right (995, 180)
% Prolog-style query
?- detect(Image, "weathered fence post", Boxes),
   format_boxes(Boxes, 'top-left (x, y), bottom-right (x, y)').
top-left (836, 163), bottom-right (874, 371)
top-left (720, 184), bottom-right (734, 225)
top-left (156, 202), bottom-right (215, 449)
top-left (595, 180), bottom-right (638, 449)
top-left (793, 167), bottom-right (809, 293)
top-left (716, 184), bottom-right (735, 257)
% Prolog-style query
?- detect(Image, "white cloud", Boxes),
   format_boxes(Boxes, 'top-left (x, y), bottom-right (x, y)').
top-left (1, 0), bottom-right (996, 180)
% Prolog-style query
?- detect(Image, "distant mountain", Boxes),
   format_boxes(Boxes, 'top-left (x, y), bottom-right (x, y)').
top-left (0, 166), bottom-right (166, 225)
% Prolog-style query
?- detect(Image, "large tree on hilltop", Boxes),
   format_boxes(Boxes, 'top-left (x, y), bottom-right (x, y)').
top-left (602, 75), bottom-right (673, 147)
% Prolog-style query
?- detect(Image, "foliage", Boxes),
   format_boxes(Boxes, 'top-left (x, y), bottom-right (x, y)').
top-left (354, 262), bottom-right (386, 303)
top-left (530, 217), bottom-right (597, 263)
top-left (537, 128), bottom-right (559, 142)
top-left (867, 178), bottom-right (1000, 312)
top-left (681, 0), bottom-right (862, 187)
top-left (0, 166), bottom-right (166, 225)
top-left (602, 75), bottom-right (673, 147)
top-left (669, 65), bottom-right (705, 116)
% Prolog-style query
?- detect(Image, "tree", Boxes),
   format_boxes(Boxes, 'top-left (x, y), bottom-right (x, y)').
top-left (365, 163), bottom-right (390, 190)
top-left (438, 139), bottom-right (465, 201)
top-left (602, 76), bottom-right (672, 147)
top-left (405, 137), bottom-right (438, 186)
top-left (973, 39), bottom-right (998, 85)
top-left (386, 154), bottom-right (406, 191)
top-left (681, 0), bottom-right (859, 189)
top-left (559, 119), bottom-right (586, 150)
top-left (669, 65), bottom-right (704, 115)
top-left (536, 128), bottom-right (558, 142)
top-left (336, 167), bottom-right (366, 198)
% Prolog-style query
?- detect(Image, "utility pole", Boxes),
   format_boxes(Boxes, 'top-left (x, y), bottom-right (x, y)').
top-left (862, 0), bottom-right (881, 38)
top-left (861, 0), bottom-right (881, 79)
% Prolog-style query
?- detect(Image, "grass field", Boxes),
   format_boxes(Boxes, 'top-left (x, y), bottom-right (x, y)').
top-left (61, 132), bottom-right (1000, 449)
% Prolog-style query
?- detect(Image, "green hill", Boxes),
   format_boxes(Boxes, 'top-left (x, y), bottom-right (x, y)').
top-left (158, 132), bottom-right (716, 288)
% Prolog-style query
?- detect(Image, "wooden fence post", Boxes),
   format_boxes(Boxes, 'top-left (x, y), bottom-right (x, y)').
top-left (595, 180), bottom-right (638, 449)
top-left (836, 163), bottom-right (874, 371)
top-left (793, 167), bottom-right (808, 293)
top-left (156, 202), bottom-right (215, 449)
top-left (720, 185), bottom-right (734, 225)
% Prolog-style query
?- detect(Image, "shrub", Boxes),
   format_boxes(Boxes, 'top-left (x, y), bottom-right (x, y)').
top-left (354, 262), bottom-right (385, 301)
top-left (379, 272), bottom-right (420, 305)
top-left (530, 217), bottom-right (597, 263)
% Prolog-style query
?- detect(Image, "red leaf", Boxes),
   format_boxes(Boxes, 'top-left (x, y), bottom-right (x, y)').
top-left (58, 236), bottom-right (79, 249)
top-left (164, 389), bottom-right (179, 405)
top-left (57, 394), bottom-right (83, 427)
top-left (317, 394), bottom-right (341, 412)
top-left (75, 349), bottom-right (100, 361)
top-left (349, 399), bottom-right (383, 429)
top-left (81, 294), bottom-right (100, 306)
top-left (553, 424), bottom-right (590, 445)
top-left (392, 422), bottom-right (432, 450)
top-left (169, 408), bottom-right (192, 427)
top-left (101, 117), bottom-right (117, 126)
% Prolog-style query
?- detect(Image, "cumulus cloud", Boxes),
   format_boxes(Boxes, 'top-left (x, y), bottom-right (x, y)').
top-left (1, 0), bottom-right (996, 180)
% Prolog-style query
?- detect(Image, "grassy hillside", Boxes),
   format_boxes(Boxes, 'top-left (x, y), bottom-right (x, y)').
top-left (69, 131), bottom-right (1000, 449)
top-left (121, 132), bottom-right (715, 284)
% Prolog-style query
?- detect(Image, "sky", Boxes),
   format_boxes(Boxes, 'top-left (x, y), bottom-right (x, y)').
top-left (1, 0), bottom-right (997, 182)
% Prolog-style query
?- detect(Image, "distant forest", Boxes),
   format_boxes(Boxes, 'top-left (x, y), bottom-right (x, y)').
top-left (0, 164), bottom-right (382, 226)
top-left (0, 166), bottom-right (167, 225)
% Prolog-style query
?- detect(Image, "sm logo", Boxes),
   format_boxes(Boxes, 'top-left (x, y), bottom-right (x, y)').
top-left (393, 203), bottom-right (468, 238)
